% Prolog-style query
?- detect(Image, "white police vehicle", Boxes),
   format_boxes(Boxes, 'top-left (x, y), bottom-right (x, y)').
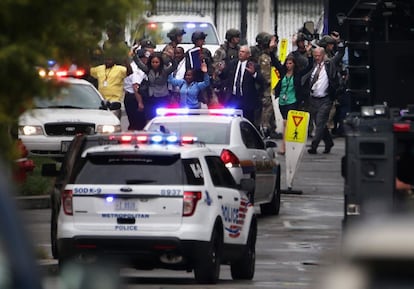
top-left (44, 132), bottom-right (257, 284)
top-left (144, 108), bottom-right (281, 215)
top-left (18, 77), bottom-right (121, 158)
top-left (131, 13), bottom-right (221, 54)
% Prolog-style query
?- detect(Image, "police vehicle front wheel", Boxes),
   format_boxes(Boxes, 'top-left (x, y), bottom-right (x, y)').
top-left (194, 227), bottom-right (223, 284)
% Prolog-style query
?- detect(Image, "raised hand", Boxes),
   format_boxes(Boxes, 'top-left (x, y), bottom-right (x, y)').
top-left (201, 62), bottom-right (208, 73)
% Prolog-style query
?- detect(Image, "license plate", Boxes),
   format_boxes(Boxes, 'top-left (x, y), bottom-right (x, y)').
top-left (115, 199), bottom-right (138, 211)
top-left (61, 141), bottom-right (72, 153)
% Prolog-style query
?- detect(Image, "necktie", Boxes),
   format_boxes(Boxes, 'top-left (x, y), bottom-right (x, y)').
top-left (235, 62), bottom-right (242, 96)
top-left (310, 63), bottom-right (322, 88)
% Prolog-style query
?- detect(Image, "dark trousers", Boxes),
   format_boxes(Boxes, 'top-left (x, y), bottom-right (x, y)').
top-left (124, 93), bottom-right (146, 130)
top-left (228, 94), bottom-right (256, 125)
top-left (309, 96), bottom-right (334, 150)
top-left (144, 95), bottom-right (170, 121)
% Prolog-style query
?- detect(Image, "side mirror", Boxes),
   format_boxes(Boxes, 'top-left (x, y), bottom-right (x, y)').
top-left (264, 140), bottom-right (277, 158)
top-left (239, 178), bottom-right (255, 193)
top-left (265, 139), bottom-right (277, 148)
top-left (41, 163), bottom-right (60, 177)
top-left (108, 101), bottom-right (121, 110)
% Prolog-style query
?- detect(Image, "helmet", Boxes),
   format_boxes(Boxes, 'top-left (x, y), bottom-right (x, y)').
top-left (225, 28), bottom-right (241, 41)
top-left (140, 38), bottom-right (156, 49)
top-left (255, 32), bottom-right (272, 48)
top-left (296, 32), bottom-right (307, 44)
top-left (167, 28), bottom-right (186, 41)
top-left (318, 35), bottom-right (336, 47)
top-left (191, 31), bottom-right (208, 44)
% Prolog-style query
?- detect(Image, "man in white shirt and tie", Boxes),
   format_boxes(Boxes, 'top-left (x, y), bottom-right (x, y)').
top-left (217, 45), bottom-right (264, 125)
top-left (304, 45), bottom-right (344, 154)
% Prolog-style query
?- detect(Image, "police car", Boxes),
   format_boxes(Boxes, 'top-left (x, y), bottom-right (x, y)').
top-left (144, 108), bottom-right (281, 215)
top-left (18, 77), bottom-right (121, 158)
top-left (43, 132), bottom-right (257, 284)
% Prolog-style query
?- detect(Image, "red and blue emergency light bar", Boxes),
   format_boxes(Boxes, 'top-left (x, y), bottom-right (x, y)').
top-left (156, 108), bottom-right (243, 117)
top-left (106, 131), bottom-right (198, 145)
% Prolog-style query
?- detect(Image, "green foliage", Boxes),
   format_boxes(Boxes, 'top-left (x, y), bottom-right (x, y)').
top-left (17, 157), bottom-right (57, 196)
top-left (0, 0), bottom-right (146, 166)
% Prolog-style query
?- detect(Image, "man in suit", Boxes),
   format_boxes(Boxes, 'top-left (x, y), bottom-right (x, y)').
top-left (302, 43), bottom-right (344, 154)
top-left (217, 45), bottom-right (264, 125)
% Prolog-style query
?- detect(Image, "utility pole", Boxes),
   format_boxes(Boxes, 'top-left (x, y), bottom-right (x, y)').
top-left (257, 0), bottom-right (273, 33)
top-left (241, 0), bottom-right (248, 44)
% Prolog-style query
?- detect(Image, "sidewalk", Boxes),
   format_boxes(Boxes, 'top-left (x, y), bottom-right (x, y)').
top-left (16, 194), bottom-right (50, 210)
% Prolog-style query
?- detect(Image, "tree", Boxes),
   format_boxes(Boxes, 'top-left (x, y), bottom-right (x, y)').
top-left (0, 0), bottom-right (146, 164)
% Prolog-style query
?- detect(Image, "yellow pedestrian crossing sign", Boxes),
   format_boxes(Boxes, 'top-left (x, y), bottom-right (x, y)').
top-left (285, 110), bottom-right (309, 143)
top-left (284, 109), bottom-right (310, 190)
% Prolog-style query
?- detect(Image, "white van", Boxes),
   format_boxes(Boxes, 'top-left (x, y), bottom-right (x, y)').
top-left (128, 13), bottom-right (221, 55)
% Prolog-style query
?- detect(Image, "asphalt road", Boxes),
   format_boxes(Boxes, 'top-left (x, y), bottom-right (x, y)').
top-left (22, 136), bottom-right (345, 289)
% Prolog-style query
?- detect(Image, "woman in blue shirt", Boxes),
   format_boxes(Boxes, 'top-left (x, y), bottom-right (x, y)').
top-left (168, 62), bottom-right (210, 109)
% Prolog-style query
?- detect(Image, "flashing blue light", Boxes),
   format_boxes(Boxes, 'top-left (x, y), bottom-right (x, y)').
top-left (166, 135), bottom-right (178, 143)
top-left (106, 196), bottom-right (114, 203)
top-left (155, 107), bottom-right (243, 117)
top-left (151, 135), bottom-right (163, 143)
top-left (47, 59), bottom-right (56, 67)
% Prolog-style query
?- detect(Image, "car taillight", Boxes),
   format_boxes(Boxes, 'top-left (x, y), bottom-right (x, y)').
top-left (220, 149), bottom-right (240, 167)
top-left (183, 191), bottom-right (202, 216)
top-left (62, 190), bottom-right (73, 215)
top-left (393, 122), bottom-right (411, 132)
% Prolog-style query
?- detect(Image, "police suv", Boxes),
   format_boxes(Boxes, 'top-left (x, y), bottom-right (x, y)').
top-left (43, 132), bottom-right (257, 284)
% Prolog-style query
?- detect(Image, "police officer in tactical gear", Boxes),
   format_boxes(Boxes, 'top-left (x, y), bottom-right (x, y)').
top-left (252, 32), bottom-right (278, 136)
top-left (164, 27), bottom-right (186, 50)
top-left (213, 28), bottom-right (241, 104)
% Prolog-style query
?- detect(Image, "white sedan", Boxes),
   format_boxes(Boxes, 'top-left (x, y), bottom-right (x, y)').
top-left (18, 77), bottom-right (121, 158)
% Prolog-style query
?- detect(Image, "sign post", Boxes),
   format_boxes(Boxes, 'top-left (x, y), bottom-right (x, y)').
top-left (282, 110), bottom-right (310, 194)
top-left (271, 38), bottom-right (289, 135)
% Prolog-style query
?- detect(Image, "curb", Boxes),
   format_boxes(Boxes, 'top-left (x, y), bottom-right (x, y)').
top-left (16, 195), bottom-right (50, 210)
top-left (38, 259), bottom-right (59, 276)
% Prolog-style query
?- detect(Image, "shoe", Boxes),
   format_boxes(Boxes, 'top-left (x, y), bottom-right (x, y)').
top-left (323, 144), bottom-right (334, 154)
top-left (307, 148), bottom-right (317, 154)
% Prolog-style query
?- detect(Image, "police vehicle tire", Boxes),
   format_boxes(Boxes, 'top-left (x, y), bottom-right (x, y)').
top-left (230, 218), bottom-right (257, 280)
top-left (260, 164), bottom-right (281, 215)
top-left (194, 225), bottom-right (223, 284)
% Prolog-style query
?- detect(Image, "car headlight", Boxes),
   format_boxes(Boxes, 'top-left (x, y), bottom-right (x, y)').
top-left (19, 125), bottom-right (43, 136)
top-left (96, 125), bottom-right (121, 134)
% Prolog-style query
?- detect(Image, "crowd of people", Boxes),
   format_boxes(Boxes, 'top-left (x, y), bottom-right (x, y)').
top-left (87, 25), bottom-right (348, 155)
